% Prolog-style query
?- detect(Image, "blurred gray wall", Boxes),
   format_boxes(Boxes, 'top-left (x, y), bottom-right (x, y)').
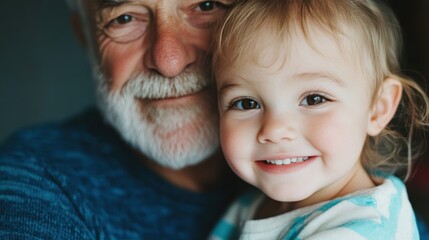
top-left (0, 1), bottom-right (94, 141)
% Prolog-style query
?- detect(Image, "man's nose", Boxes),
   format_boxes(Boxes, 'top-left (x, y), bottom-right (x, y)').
top-left (257, 113), bottom-right (298, 144)
top-left (145, 16), bottom-right (195, 77)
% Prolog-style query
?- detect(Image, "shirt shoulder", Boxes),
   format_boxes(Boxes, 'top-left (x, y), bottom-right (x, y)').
top-left (209, 189), bottom-right (263, 240)
top-left (0, 108), bottom-right (114, 239)
top-left (0, 108), bottom-right (235, 239)
top-left (288, 175), bottom-right (419, 240)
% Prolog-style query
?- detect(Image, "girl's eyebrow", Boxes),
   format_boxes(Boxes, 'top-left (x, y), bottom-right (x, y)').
top-left (216, 71), bottom-right (346, 97)
top-left (217, 83), bottom-right (241, 97)
top-left (294, 72), bottom-right (345, 87)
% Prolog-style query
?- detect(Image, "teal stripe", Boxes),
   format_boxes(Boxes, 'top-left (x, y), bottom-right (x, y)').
top-left (339, 219), bottom-right (384, 239)
top-left (283, 215), bottom-right (306, 240)
top-left (211, 220), bottom-right (238, 240)
top-left (283, 191), bottom-right (377, 239)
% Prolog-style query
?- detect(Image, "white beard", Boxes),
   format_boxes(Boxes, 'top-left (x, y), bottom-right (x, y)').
top-left (95, 68), bottom-right (219, 169)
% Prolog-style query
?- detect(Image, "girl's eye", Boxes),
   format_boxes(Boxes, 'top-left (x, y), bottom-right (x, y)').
top-left (231, 98), bottom-right (261, 110)
top-left (300, 94), bottom-right (329, 106)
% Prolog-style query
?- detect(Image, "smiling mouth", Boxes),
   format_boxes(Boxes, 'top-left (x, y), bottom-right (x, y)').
top-left (264, 157), bottom-right (310, 165)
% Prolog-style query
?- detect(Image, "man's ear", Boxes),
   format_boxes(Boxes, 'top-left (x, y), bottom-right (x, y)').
top-left (70, 12), bottom-right (87, 48)
top-left (367, 77), bottom-right (403, 136)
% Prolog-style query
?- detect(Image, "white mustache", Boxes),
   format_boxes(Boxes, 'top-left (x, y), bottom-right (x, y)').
top-left (122, 69), bottom-right (212, 100)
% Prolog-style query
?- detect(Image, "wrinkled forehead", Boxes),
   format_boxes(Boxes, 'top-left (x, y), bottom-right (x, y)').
top-left (66, 0), bottom-right (117, 11)
top-left (91, 0), bottom-right (129, 9)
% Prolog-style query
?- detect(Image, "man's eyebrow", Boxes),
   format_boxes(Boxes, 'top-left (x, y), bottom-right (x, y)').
top-left (294, 72), bottom-right (345, 87)
top-left (99, 0), bottom-right (129, 9)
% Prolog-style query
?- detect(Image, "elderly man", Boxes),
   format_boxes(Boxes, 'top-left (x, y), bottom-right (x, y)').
top-left (0, 0), bottom-right (239, 239)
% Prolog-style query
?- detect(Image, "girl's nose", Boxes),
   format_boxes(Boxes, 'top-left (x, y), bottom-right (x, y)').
top-left (257, 113), bottom-right (298, 144)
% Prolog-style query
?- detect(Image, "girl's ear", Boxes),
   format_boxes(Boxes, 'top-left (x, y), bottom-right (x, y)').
top-left (367, 77), bottom-right (403, 136)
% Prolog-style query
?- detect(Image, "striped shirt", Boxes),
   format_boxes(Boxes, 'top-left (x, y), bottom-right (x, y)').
top-left (210, 175), bottom-right (419, 240)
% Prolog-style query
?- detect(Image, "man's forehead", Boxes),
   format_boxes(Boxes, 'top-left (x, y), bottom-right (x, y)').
top-left (77, 0), bottom-right (129, 10)
top-left (87, 0), bottom-right (236, 10)
top-left (79, 0), bottom-right (125, 10)
top-left (76, 0), bottom-right (129, 13)
top-left (98, 0), bottom-right (128, 7)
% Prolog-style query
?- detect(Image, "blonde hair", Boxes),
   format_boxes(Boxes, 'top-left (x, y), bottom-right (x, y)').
top-left (212, 0), bottom-right (429, 180)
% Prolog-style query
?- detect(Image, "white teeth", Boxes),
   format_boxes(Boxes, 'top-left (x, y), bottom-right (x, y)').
top-left (265, 157), bottom-right (309, 165)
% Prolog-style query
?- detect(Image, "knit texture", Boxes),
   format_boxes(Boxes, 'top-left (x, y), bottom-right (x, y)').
top-left (0, 108), bottom-right (233, 239)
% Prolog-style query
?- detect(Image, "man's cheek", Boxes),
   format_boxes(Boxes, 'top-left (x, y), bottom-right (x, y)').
top-left (99, 41), bottom-right (144, 91)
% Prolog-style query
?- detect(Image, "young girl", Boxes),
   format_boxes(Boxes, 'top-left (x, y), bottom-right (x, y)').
top-left (209, 0), bottom-right (429, 239)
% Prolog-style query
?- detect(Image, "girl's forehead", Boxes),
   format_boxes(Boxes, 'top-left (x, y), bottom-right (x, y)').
top-left (232, 23), bottom-right (358, 69)
top-left (215, 24), bottom-right (370, 91)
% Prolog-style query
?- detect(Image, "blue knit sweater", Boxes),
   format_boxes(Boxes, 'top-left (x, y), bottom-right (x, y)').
top-left (0, 108), bottom-right (235, 239)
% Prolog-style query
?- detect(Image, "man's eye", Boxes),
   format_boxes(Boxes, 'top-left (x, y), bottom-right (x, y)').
top-left (300, 94), bottom-right (328, 106)
top-left (110, 14), bottom-right (133, 25)
top-left (196, 1), bottom-right (226, 12)
top-left (188, 1), bottom-right (230, 28)
top-left (231, 99), bottom-right (261, 110)
top-left (199, 1), bottom-right (215, 11)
